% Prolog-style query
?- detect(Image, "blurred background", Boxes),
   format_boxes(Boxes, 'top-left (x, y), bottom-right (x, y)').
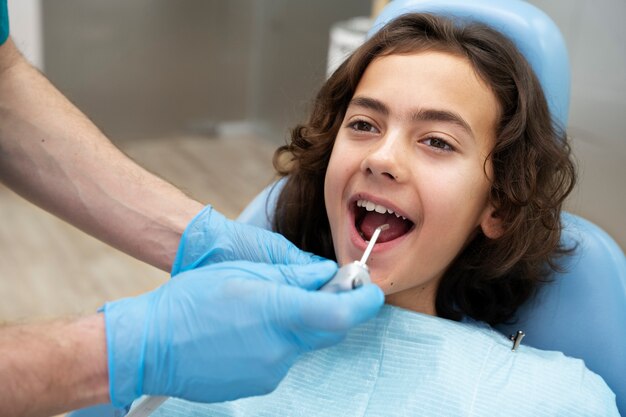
top-left (1, 0), bottom-right (625, 327)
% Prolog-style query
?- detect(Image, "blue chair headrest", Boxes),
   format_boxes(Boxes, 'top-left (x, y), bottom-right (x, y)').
top-left (370, 0), bottom-right (571, 129)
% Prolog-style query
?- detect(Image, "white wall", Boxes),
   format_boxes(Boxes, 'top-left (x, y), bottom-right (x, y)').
top-left (8, 0), bottom-right (43, 70)
top-left (528, 0), bottom-right (626, 250)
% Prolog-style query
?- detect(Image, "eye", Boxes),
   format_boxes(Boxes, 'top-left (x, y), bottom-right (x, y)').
top-left (348, 120), bottom-right (379, 134)
top-left (422, 136), bottom-right (455, 152)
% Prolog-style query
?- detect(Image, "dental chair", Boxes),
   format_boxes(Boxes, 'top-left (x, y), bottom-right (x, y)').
top-left (69, 1), bottom-right (625, 416)
top-left (238, 1), bottom-right (626, 415)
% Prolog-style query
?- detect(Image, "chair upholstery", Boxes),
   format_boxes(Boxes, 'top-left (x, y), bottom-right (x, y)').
top-left (497, 213), bottom-right (626, 414)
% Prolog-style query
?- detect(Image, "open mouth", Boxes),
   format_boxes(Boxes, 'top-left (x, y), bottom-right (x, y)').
top-left (354, 199), bottom-right (415, 243)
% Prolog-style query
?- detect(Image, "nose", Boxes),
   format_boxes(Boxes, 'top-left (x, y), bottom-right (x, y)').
top-left (360, 129), bottom-right (408, 182)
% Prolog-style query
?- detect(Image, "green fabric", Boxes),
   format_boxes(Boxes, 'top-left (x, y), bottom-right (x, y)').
top-left (0, 0), bottom-right (8, 45)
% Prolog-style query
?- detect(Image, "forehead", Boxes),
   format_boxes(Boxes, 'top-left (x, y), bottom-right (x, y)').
top-left (353, 51), bottom-right (500, 144)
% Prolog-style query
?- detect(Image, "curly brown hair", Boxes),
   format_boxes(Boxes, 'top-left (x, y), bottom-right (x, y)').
top-left (272, 13), bottom-right (576, 326)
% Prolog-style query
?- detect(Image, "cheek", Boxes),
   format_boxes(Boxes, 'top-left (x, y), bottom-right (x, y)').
top-left (324, 140), bottom-right (363, 263)
top-left (324, 144), bottom-right (351, 238)
top-left (418, 167), bottom-right (491, 249)
top-left (324, 151), bottom-right (343, 217)
top-left (324, 139), bottom-right (359, 207)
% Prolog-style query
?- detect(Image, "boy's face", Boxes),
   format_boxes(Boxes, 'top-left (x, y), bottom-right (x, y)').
top-left (324, 51), bottom-right (501, 314)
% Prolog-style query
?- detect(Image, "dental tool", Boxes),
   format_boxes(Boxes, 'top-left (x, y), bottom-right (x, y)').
top-left (319, 224), bottom-right (389, 293)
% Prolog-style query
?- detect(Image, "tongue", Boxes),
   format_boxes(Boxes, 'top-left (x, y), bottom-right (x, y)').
top-left (359, 211), bottom-right (412, 243)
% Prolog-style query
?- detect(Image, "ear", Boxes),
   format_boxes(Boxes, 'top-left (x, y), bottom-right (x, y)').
top-left (480, 205), bottom-right (504, 239)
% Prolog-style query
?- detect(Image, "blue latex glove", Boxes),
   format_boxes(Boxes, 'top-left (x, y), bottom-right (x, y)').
top-left (104, 261), bottom-right (384, 407)
top-left (172, 205), bottom-right (321, 275)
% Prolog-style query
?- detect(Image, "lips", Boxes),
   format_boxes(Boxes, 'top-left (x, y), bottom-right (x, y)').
top-left (350, 195), bottom-right (415, 243)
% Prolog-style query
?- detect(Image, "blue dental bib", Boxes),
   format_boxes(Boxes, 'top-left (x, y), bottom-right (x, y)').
top-left (150, 305), bottom-right (617, 416)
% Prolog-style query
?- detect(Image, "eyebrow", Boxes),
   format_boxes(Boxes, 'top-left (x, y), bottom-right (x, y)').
top-left (348, 96), bottom-right (475, 140)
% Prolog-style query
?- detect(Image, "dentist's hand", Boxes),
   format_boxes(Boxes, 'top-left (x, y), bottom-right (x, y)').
top-left (172, 205), bottom-right (318, 275)
top-left (103, 261), bottom-right (384, 407)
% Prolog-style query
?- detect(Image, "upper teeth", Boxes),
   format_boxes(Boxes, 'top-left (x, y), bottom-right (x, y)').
top-left (357, 199), bottom-right (407, 220)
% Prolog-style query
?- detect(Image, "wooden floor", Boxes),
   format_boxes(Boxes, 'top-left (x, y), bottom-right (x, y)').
top-left (0, 134), bottom-right (277, 322)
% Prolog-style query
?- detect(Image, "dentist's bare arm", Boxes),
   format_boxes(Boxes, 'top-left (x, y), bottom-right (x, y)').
top-left (0, 314), bottom-right (109, 417)
top-left (0, 38), bottom-right (203, 271)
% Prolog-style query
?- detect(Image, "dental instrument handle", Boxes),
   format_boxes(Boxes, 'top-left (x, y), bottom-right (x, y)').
top-left (359, 224), bottom-right (388, 265)
top-left (318, 261), bottom-right (371, 292)
top-left (319, 224), bottom-right (388, 293)
top-left (124, 395), bottom-right (168, 417)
